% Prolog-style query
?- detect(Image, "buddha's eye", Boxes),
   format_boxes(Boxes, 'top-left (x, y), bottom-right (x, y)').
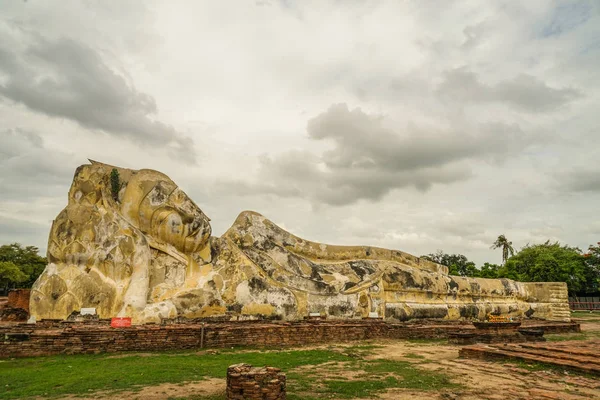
top-left (181, 212), bottom-right (194, 224)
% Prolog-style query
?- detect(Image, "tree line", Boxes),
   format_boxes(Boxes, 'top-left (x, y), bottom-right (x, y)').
top-left (422, 235), bottom-right (600, 296)
top-left (0, 243), bottom-right (47, 293)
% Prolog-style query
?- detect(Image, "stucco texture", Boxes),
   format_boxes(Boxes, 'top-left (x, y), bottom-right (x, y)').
top-left (30, 161), bottom-right (570, 323)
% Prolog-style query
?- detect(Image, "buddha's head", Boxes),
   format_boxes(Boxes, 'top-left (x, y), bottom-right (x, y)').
top-left (120, 169), bottom-right (212, 255)
top-left (67, 161), bottom-right (212, 256)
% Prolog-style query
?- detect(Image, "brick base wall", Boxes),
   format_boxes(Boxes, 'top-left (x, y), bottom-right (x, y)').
top-left (0, 319), bottom-right (580, 358)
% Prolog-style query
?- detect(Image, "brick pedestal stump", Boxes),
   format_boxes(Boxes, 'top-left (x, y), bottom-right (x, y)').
top-left (226, 363), bottom-right (286, 399)
top-left (7, 289), bottom-right (31, 311)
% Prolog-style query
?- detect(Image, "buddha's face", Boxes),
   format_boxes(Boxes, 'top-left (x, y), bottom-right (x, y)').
top-left (120, 169), bottom-right (212, 255)
top-left (150, 187), bottom-right (211, 254)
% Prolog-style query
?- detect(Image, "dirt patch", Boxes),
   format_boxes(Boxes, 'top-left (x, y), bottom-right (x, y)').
top-left (290, 361), bottom-right (366, 380)
top-left (286, 336), bottom-right (600, 399)
top-left (579, 322), bottom-right (600, 332)
top-left (56, 378), bottom-right (225, 400)
top-left (366, 339), bottom-right (458, 363)
top-left (363, 338), bottom-right (600, 400)
top-left (376, 389), bottom-right (452, 399)
top-left (105, 352), bottom-right (159, 359)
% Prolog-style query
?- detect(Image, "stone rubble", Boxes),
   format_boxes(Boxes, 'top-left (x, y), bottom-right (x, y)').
top-left (226, 363), bottom-right (286, 400)
top-left (459, 339), bottom-right (600, 376)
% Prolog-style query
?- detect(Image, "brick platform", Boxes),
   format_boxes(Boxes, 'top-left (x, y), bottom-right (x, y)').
top-left (7, 289), bottom-right (30, 311)
top-left (0, 319), bottom-right (581, 358)
top-left (226, 364), bottom-right (286, 399)
top-left (0, 290), bottom-right (30, 322)
top-left (459, 340), bottom-right (600, 376)
top-left (448, 321), bottom-right (546, 345)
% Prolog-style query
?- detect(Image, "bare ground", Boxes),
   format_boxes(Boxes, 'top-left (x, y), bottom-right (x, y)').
top-left (367, 340), bottom-right (600, 400)
top-left (53, 378), bottom-right (226, 400)
top-left (47, 314), bottom-right (600, 400)
top-left (107, 338), bottom-right (598, 400)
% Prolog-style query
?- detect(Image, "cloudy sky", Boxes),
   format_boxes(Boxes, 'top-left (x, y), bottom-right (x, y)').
top-left (1, 0), bottom-right (599, 266)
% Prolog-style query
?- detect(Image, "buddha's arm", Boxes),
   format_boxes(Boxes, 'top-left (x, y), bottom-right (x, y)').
top-left (224, 211), bottom-right (447, 274)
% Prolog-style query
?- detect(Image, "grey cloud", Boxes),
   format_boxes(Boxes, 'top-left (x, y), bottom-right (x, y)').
top-left (0, 215), bottom-right (50, 254)
top-left (584, 221), bottom-right (600, 235)
top-left (0, 128), bottom-right (43, 159)
top-left (0, 128), bottom-right (80, 252)
top-left (0, 129), bottom-right (74, 200)
top-left (0, 219), bottom-right (51, 261)
top-left (0, 26), bottom-right (194, 162)
top-left (0, 215), bottom-right (48, 238)
top-left (435, 214), bottom-right (487, 239)
top-left (219, 103), bottom-right (533, 206)
top-left (227, 151), bottom-right (471, 206)
top-left (564, 169), bottom-right (600, 192)
top-left (541, 2), bottom-right (592, 37)
top-left (437, 68), bottom-right (581, 112)
top-left (307, 104), bottom-right (527, 170)
top-left (461, 22), bottom-right (486, 49)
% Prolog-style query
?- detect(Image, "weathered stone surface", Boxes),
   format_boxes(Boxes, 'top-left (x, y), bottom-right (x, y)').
top-left (30, 161), bottom-right (570, 323)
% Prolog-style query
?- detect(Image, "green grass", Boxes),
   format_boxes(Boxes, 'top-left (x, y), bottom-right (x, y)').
top-left (0, 345), bottom-right (458, 400)
top-left (342, 343), bottom-right (384, 351)
top-left (406, 338), bottom-right (447, 345)
top-left (0, 349), bottom-right (350, 399)
top-left (338, 343), bottom-right (385, 358)
top-left (285, 357), bottom-right (457, 399)
top-left (545, 333), bottom-right (588, 341)
top-left (570, 311), bottom-right (600, 322)
top-left (318, 377), bottom-right (401, 398)
top-left (502, 359), bottom-right (597, 379)
top-left (545, 330), bottom-right (600, 342)
top-left (570, 311), bottom-right (600, 318)
top-left (403, 352), bottom-right (426, 359)
top-left (361, 359), bottom-right (455, 389)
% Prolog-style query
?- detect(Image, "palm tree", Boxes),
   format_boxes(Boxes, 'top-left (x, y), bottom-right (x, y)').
top-left (491, 234), bottom-right (515, 265)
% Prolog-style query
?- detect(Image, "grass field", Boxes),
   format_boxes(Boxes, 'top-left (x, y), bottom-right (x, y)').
top-left (3, 313), bottom-right (599, 399)
top-left (0, 344), bottom-right (457, 399)
top-left (570, 310), bottom-right (600, 320)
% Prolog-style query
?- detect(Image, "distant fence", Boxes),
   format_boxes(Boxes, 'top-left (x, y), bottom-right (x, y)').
top-left (569, 296), bottom-right (600, 311)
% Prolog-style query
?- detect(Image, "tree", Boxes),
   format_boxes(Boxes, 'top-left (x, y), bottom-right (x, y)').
top-left (499, 241), bottom-right (587, 294)
top-left (479, 262), bottom-right (500, 279)
top-left (110, 168), bottom-right (120, 202)
top-left (582, 242), bottom-right (600, 294)
top-left (490, 234), bottom-right (515, 265)
top-left (0, 261), bottom-right (29, 289)
top-left (422, 250), bottom-right (479, 277)
top-left (0, 243), bottom-right (47, 289)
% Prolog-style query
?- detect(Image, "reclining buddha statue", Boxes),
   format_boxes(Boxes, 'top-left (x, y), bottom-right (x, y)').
top-left (30, 161), bottom-right (570, 323)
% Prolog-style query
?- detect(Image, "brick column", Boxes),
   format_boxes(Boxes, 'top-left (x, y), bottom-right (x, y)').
top-left (226, 363), bottom-right (286, 400)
